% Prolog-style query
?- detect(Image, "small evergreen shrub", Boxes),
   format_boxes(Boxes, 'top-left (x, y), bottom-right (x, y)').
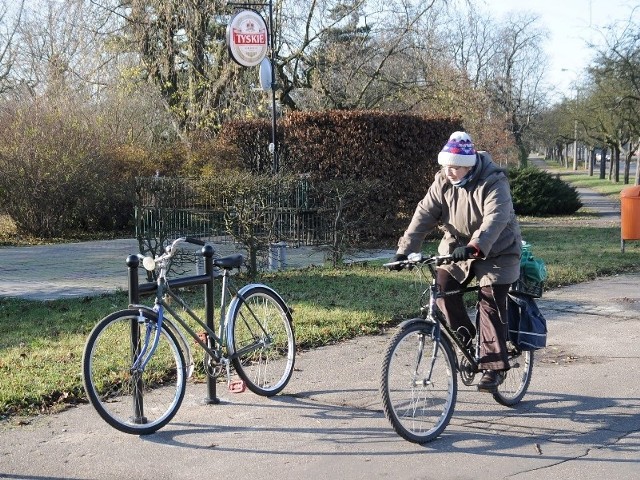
top-left (508, 167), bottom-right (582, 216)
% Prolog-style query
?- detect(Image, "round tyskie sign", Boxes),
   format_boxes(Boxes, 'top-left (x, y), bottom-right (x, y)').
top-left (227, 10), bottom-right (269, 67)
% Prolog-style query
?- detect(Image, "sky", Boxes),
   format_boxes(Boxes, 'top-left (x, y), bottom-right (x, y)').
top-left (478, 0), bottom-right (638, 100)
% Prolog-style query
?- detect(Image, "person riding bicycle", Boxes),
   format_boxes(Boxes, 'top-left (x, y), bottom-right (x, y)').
top-left (390, 131), bottom-right (522, 391)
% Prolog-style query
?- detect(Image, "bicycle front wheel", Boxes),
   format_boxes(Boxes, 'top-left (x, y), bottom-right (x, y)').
top-left (380, 322), bottom-right (457, 444)
top-left (227, 285), bottom-right (295, 396)
top-left (82, 309), bottom-right (186, 435)
top-left (493, 347), bottom-right (534, 406)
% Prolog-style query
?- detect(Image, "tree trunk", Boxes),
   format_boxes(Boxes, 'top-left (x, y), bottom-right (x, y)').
top-left (623, 143), bottom-right (632, 184)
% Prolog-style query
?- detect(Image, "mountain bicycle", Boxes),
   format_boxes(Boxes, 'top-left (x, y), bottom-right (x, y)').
top-left (82, 237), bottom-right (296, 435)
top-left (380, 253), bottom-right (533, 444)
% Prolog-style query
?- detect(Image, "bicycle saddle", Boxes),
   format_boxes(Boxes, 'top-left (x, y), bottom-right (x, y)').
top-left (214, 254), bottom-right (244, 270)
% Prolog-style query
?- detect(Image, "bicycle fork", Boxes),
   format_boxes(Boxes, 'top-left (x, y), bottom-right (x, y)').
top-left (411, 320), bottom-right (446, 388)
top-left (131, 307), bottom-right (164, 374)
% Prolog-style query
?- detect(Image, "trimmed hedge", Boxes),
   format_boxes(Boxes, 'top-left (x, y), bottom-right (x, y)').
top-left (218, 110), bottom-right (463, 242)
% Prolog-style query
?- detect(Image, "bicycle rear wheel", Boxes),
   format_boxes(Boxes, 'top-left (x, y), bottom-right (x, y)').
top-left (493, 347), bottom-right (533, 406)
top-left (227, 285), bottom-right (295, 396)
top-left (380, 322), bottom-right (457, 444)
top-left (82, 309), bottom-right (186, 435)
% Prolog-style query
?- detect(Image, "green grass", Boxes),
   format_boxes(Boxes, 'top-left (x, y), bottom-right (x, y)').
top-left (541, 160), bottom-right (637, 197)
top-left (3, 157), bottom-right (636, 421)
top-left (557, 173), bottom-right (632, 197)
top-left (1, 224), bottom-right (639, 421)
top-left (0, 295), bottom-right (129, 417)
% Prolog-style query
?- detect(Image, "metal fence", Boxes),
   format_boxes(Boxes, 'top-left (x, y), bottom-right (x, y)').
top-left (134, 176), bottom-right (335, 247)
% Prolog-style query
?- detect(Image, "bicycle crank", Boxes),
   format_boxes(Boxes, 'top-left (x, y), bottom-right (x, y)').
top-left (459, 356), bottom-right (476, 386)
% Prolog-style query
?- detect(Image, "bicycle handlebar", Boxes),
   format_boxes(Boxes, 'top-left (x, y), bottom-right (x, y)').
top-left (165, 237), bottom-right (206, 254)
top-left (383, 253), bottom-right (454, 269)
top-left (142, 237), bottom-right (209, 272)
top-left (184, 237), bottom-right (206, 246)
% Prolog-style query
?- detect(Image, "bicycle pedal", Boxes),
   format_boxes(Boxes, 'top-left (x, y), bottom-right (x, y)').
top-left (229, 380), bottom-right (246, 393)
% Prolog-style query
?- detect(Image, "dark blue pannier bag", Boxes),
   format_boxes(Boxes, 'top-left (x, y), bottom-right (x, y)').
top-left (507, 293), bottom-right (547, 350)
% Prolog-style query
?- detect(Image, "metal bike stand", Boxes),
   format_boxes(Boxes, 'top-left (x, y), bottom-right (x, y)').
top-left (202, 245), bottom-right (220, 404)
top-left (127, 247), bottom-right (220, 410)
top-left (126, 255), bottom-right (146, 424)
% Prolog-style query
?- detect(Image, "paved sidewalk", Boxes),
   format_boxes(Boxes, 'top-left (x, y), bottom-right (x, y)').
top-left (0, 239), bottom-right (395, 301)
top-left (529, 156), bottom-right (622, 223)
top-left (1, 273), bottom-right (639, 480)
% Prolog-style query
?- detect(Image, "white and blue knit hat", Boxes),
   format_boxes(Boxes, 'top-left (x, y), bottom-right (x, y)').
top-left (437, 131), bottom-right (477, 167)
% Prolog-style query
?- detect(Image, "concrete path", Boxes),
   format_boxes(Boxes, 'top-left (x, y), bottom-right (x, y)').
top-left (1, 273), bottom-right (639, 480)
top-left (529, 156), bottom-right (622, 221)
top-left (0, 239), bottom-right (395, 301)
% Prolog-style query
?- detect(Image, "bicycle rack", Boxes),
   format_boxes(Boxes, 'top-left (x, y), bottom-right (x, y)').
top-left (126, 244), bottom-right (219, 421)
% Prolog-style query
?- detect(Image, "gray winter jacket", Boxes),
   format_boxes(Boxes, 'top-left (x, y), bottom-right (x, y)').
top-left (396, 152), bottom-right (522, 286)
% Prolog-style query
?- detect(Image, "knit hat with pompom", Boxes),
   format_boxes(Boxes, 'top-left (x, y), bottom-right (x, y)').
top-left (437, 131), bottom-right (477, 167)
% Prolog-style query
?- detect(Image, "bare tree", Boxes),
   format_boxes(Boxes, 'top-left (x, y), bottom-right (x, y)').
top-left (84, 0), bottom-right (270, 139)
top-left (273, 0), bottom-right (453, 111)
top-left (78, 0), bottom-right (461, 137)
top-left (0, 0), bottom-right (25, 94)
top-left (589, 8), bottom-right (640, 184)
top-left (448, 5), bottom-right (497, 90)
top-left (483, 13), bottom-right (549, 166)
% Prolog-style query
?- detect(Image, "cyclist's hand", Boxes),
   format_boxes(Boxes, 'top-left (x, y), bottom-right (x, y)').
top-left (388, 253), bottom-right (408, 271)
top-left (452, 246), bottom-right (476, 261)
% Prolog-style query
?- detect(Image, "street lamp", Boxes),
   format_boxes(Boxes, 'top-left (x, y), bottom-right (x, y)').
top-left (561, 68), bottom-right (581, 171)
top-left (573, 118), bottom-right (578, 171)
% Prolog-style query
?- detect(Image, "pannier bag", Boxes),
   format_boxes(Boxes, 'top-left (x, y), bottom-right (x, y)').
top-left (507, 293), bottom-right (548, 350)
top-left (510, 241), bottom-right (547, 298)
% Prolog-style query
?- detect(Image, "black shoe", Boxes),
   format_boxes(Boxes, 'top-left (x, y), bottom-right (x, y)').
top-left (477, 370), bottom-right (503, 392)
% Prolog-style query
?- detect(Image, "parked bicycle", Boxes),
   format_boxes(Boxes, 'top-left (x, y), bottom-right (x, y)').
top-left (380, 253), bottom-right (533, 444)
top-left (82, 237), bottom-right (296, 435)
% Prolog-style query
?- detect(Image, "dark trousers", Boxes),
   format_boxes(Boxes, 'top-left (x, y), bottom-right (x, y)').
top-left (435, 269), bottom-right (510, 371)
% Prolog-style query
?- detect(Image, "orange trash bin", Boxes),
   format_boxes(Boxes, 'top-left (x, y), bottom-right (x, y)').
top-left (620, 185), bottom-right (640, 252)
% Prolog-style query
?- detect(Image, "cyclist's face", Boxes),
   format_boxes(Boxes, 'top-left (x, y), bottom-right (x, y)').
top-left (442, 165), bottom-right (471, 182)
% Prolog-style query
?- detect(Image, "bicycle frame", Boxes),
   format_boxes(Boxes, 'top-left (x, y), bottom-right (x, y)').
top-left (413, 257), bottom-right (482, 373)
top-left (126, 239), bottom-right (231, 403)
top-left (82, 237), bottom-right (297, 434)
top-left (129, 240), bottom-right (280, 390)
top-left (131, 262), bottom-right (241, 377)
top-left (381, 253), bottom-right (536, 443)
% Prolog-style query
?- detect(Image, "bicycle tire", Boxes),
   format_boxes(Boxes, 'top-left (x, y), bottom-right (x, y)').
top-left (493, 348), bottom-right (533, 406)
top-left (227, 285), bottom-right (295, 396)
top-left (82, 309), bottom-right (187, 435)
top-left (380, 322), bottom-right (457, 444)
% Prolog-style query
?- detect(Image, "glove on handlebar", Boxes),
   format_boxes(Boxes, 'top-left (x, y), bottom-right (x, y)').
top-left (388, 253), bottom-right (408, 271)
top-left (452, 246), bottom-right (477, 262)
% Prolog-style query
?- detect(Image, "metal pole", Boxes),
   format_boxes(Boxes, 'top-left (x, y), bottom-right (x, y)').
top-left (573, 119), bottom-right (578, 171)
top-left (269, 0), bottom-right (278, 173)
top-left (202, 244), bottom-right (219, 404)
top-left (126, 255), bottom-right (146, 423)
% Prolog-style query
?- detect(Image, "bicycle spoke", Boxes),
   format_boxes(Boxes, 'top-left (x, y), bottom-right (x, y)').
top-left (229, 286), bottom-right (295, 396)
top-left (83, 310), bottom-right (186, 435)
top-left (381, 324), bottom-right (457, 444)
